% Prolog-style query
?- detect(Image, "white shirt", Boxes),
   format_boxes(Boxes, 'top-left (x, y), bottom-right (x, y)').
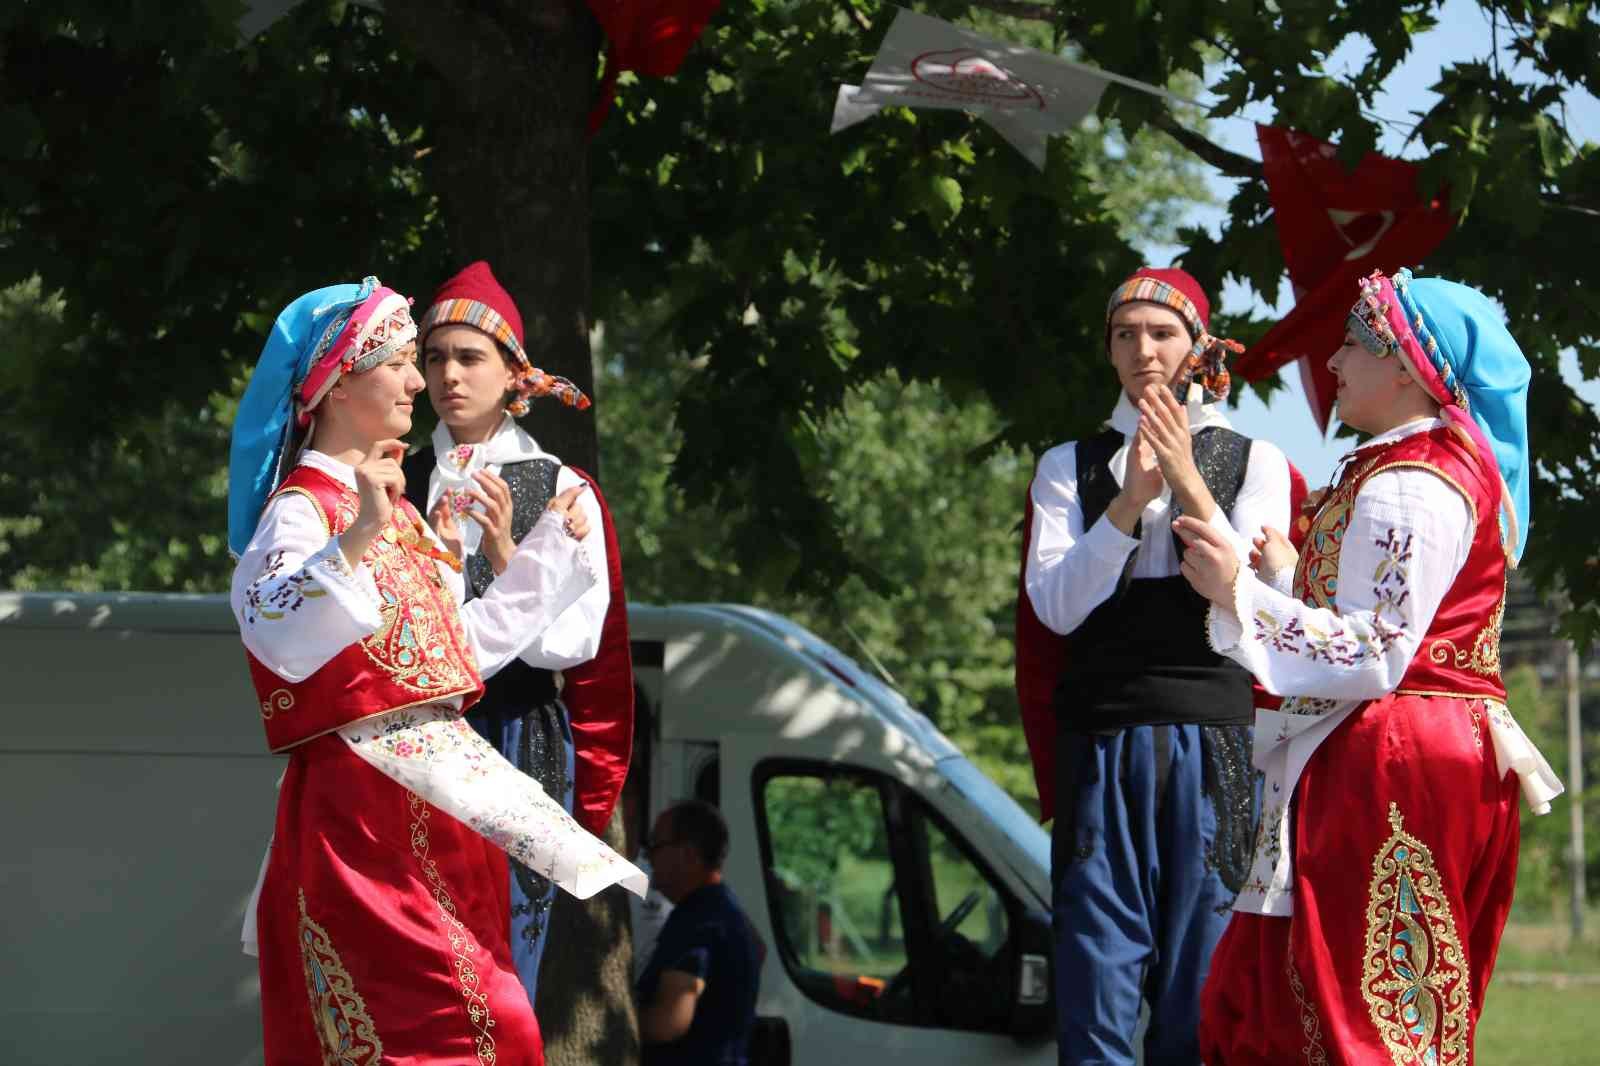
top-left (1206, 419), bottom-right (1560, 915)
top-left (231, 449), bottom-right (599, 686)
top-left (1025, 393), bottom-right (1293, 636)
top-left (423, 417), bottom-right (610, 672)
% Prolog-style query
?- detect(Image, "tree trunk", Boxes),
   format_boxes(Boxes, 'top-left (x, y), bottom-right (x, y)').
top-left (385, 0), bottom-right (602, 474)
top-left (383, 6), bottom-right (636, 1065)
top-left (536, 806), bottom-right (639, 1063)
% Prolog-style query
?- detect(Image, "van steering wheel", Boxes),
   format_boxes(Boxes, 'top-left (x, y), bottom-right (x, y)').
top-left (878, 889), bottom-right (982, 1006)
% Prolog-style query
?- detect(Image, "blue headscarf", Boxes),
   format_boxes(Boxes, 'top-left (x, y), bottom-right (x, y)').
top-left (1383, 271), bottom-right (1532, 564)
top-left (227, 279), bottom-right (378, 556)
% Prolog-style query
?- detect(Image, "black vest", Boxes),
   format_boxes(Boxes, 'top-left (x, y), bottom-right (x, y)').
top-left (403, 446), bottom-right (562, 711)
top-left (1055, 426), bottom-right (1254, 732)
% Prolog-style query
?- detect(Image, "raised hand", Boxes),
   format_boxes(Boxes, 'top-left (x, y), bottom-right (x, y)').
top-left (460, 470), bottom-right (517, 575)
top-left (1125, 435), bottom-right (1165, 508)
top-left (1139, 385), bottom-right (1216, 520)
top-left (1250, 525), bottom-right (1298, 582)
top-left (545, 483), bottom-right (592, 541)
top-left (1104, 435), bottom-right (1165, 536)
top-left (342, 439), bottom-right (407, 568)
top-left (428, 496), bottom-right (465, 564)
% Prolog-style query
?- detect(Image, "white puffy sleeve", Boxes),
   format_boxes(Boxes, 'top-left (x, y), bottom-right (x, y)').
top-left (517, 466), bottom-right (610, 670)
top-left (1213, 438), bottom-right (1293, 565)
top-left (455, 509), bottom-right (601, 679)
top-left (230, 494), bottom-right (384, 682)
top-left (1206, 466), bottom-right (1474, 700)
top-left (1024, 443), bottom-right (1140, 637)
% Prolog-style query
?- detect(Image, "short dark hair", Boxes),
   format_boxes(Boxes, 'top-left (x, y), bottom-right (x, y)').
top-left (663, 799), bottom-right (729, 869)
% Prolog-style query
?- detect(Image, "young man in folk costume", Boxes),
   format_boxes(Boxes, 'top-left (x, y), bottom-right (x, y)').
top-left (401, 260), bottom-right (633, 1004)
top-left (1180, 270), bottom-right (1561, 1065)
top-left (229, 276), bottom-right (646, 1066)
top-left (1016, 267), bottom-right (1299, 1065)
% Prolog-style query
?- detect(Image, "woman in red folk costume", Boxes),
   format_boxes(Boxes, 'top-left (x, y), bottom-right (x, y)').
top-left (228, 277), bottom-right (645, 1066)
top-left (1175, 270), bottom-right (1562, 1064)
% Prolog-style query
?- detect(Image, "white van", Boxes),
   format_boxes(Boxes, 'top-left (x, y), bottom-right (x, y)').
top-left (0, 592), bottom-right (1055, 1065)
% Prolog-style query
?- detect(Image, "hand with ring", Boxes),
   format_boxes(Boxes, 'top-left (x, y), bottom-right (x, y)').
top-left (546, 483), bottom-right (592, 541)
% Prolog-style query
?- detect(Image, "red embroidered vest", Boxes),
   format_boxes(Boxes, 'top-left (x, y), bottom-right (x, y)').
top-left (1292, 426), bottom-right (1505, 701)
top-left (245, 465), bottom-right (483, 752)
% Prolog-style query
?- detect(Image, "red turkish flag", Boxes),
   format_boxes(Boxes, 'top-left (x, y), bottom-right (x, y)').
top-left (1236, 125), bottom-right (1455, 431)
top-left (587, 1), bottom-right (723, 133)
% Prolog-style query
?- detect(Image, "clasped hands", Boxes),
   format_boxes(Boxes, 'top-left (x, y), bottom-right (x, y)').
top-left (1106, 386), bottom-right (1208, 533)
top-left (342, 440), bottom-right (590, 575)
top-left (429, 472), bottom-right (591, 575)
top-left (1174, 516), bottom-right (1298, 610)
top-left (1116, 387), bottom-right (1301, 609)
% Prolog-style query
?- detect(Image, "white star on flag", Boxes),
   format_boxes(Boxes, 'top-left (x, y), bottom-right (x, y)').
top-left (833, 8), bottom-right (1180, 170)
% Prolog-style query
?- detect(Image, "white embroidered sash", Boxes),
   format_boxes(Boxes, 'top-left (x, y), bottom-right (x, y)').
top-left (241, 703), bottom-right (645, 956)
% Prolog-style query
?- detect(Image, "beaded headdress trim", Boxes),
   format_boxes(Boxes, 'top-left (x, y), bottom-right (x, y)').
top-left (295, 280), bottom-right (417, 428)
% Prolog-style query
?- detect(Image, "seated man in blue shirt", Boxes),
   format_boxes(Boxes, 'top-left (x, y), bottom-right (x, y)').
top-left (636, 800), bottom-right (763, 1065)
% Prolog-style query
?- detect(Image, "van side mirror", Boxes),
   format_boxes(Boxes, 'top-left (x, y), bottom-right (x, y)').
top-left (1010, 906), bottom-right (1054, 1042)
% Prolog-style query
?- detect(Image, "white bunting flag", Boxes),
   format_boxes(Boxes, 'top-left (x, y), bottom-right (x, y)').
top-left (833, 8), bottom-right (1180, 170)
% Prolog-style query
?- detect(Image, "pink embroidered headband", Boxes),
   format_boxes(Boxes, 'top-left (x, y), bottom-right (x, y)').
top-left (295, 285), bottom-right (417, 428)
top-left (1350, 269), bottom-right (1522, 560)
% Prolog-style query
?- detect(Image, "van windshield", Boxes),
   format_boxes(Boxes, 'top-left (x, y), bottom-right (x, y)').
top-left (935, 756), bottom-right (1051, 882)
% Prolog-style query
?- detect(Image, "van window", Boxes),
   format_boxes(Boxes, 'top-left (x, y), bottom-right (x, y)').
top-left (912, 804), bottom-right (1014, 1031)
top-left (757, 772), bottom-right (916, 1024)
top-left (755, 764), bottom-right (1018, 1033)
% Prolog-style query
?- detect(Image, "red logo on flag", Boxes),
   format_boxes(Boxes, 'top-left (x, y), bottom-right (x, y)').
top-left (910, 49), bottom-right (1046, 109)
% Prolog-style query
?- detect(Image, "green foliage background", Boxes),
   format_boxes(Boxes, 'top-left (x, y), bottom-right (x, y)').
top-left (2, 0), bottom-right (1599, 847)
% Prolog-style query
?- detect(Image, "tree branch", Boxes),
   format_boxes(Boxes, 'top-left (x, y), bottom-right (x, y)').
top-left (1148, 109), bottom-right (1263, 179)
top-left (837, 0), bottom-right (871, 34)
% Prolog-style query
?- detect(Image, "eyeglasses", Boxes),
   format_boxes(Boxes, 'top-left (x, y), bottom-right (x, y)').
top-left (643, 836), bottom-right (683, 854)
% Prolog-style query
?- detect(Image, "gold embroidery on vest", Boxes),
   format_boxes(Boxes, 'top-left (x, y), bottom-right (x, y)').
top-left (1428, 579), bottom-right (1504, 679)
top-left (408, 792), bottom-right (497, 1066)
top-left (1361, 803), bottom-right (1470, 1065)
top-left (1293, 456), bottom-right (1379, 611)
top-left (298, 889), bottom-right (385, 1065)
top-left (360, 508), bottom-right (478, 697)
top-left (262, 688), bottom-right (294, 719)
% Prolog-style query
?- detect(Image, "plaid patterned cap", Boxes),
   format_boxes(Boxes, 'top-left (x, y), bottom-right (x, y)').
top-left (419, 260), bottom-right (589, 415)
top-left (1105, 267), bottom-right (1239, 403)
top-left (1105, 267), bottom-right (1211, 341)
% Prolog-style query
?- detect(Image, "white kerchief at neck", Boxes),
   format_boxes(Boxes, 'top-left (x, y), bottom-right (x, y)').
top-left (425, 415), bottom-right (557, 555)
top-left (301, 450), bottom-right (357, 489)
top-left (1105, 390), bottom-right (1234, 498)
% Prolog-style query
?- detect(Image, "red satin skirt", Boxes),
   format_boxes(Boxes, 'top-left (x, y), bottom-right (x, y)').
top-left (1199, 693), bottom-right (1520, 1065)
top-left (256, 732), bottom-right (543, 1065)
